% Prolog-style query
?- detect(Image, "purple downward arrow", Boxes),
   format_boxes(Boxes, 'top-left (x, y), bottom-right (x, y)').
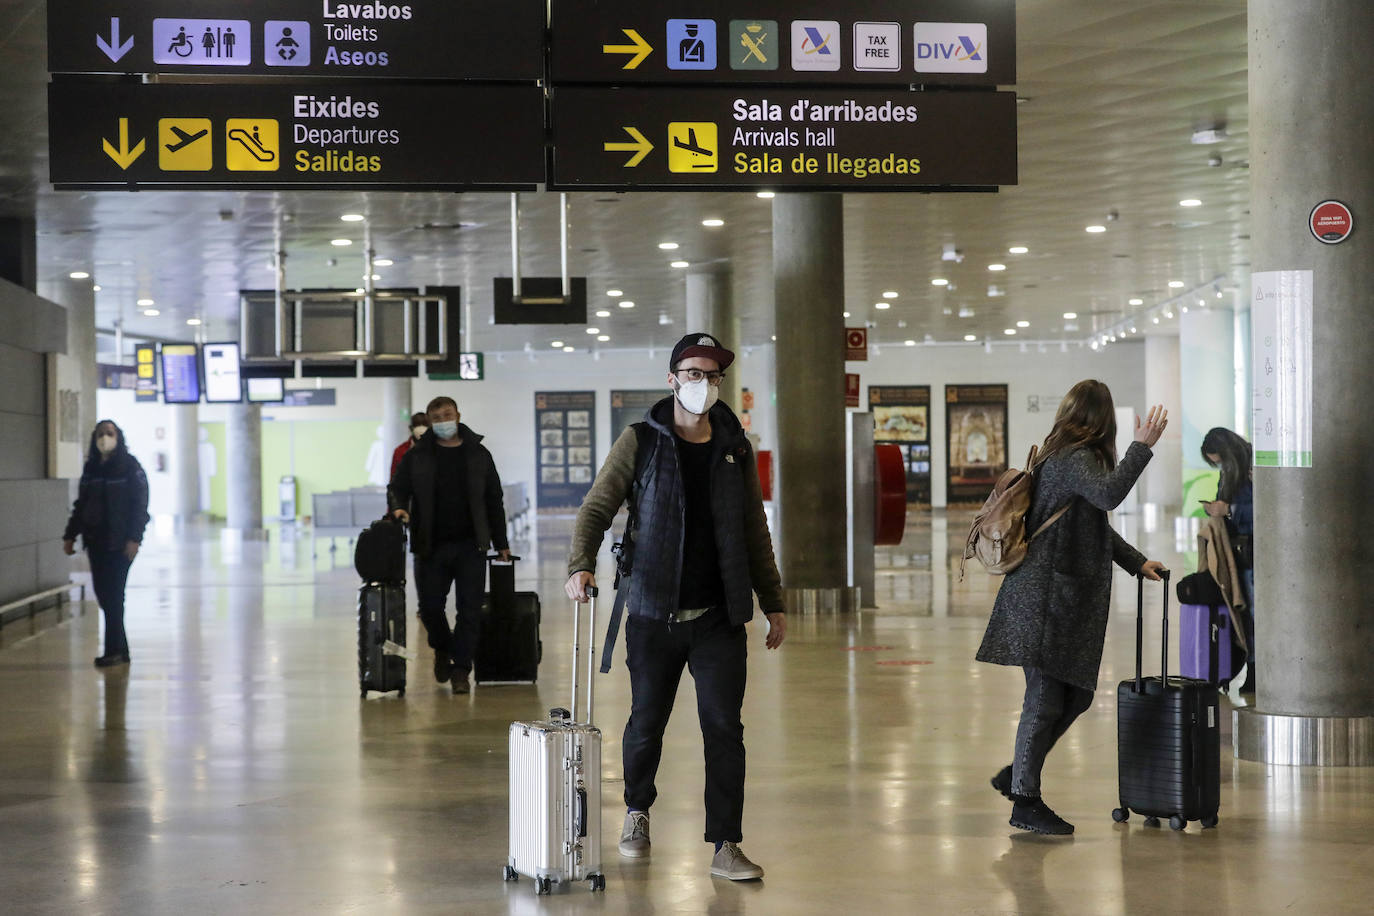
top-left (96, 17), bottom-right (135, 62)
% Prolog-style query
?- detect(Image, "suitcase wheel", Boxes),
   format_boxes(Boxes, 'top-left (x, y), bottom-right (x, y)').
top-left (1111, 807), bottom-right (1129, 823)
top-left (503, 865), bottom-right (518, 882)
top-left (1169, 815), bottom-right (1187, 831)
top-left (1144, 816), bottom-right (1161, 828)
top-left (1201, 814), bottom-right (1219, 829)
top-left (589, 873), bottom-right (605, 892)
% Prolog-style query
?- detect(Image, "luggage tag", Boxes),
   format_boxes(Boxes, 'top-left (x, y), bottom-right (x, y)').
top-left (382, 640), bottom-right (416, 660)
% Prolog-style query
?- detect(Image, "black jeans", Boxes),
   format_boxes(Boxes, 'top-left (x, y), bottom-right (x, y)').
top-left (622, 606), bottom-right (748, 844)
top-left (413, 540), bottom-right (486, 672)
top-left (1011, 667), bottom-right (1094, 799)
top-left (88, 547), bottom-right (133, 658)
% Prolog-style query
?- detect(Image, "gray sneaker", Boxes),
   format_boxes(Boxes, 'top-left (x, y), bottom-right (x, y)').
top-left (710, 842), bottom-right (764, 880)
top-left (618, 810), bottom-right (650, 858)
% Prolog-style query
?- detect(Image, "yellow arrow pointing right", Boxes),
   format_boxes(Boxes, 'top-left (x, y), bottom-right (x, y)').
top-left (102, 118), bottom-right (146, 170)
top-left (604, 127), bottom-right (654, 168)
top-left (603, 28), bottom-right (653, 70)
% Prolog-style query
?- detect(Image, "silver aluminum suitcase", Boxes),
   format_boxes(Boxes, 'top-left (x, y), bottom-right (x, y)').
top-left (503, 589), bottom-right (605, 895)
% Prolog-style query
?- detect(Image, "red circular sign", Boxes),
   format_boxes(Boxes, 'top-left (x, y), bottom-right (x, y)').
top-left (1310, 200), bottom-right (1353, 244)
top-left (847, 329), bottom-right (866, 349)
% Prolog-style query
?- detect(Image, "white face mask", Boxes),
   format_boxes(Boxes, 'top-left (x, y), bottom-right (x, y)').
top-left (411, 426), bottom-right (428, 440)
top-left (96, 435), bottom-right (118, 455)
top-left (674, 378), bottom-right (719, 416)
top-left (432, 420), bottom-right (459, 440)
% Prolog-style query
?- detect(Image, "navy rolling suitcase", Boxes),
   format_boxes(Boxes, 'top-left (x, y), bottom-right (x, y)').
top-left (475, 556), bottom-right (541, 685)
top-left (1113, 572), bottom-right (1221, 831)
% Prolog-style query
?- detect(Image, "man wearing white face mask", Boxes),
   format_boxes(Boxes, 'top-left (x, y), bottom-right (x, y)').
top-left (389, 396), bottom-right (511, 694)
top-left (566, 332), bottom-right (785, 882)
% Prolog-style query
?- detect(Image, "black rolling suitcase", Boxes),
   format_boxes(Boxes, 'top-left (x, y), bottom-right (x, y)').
top-left (1113, 572), bottom-right (1221, 831)
top-left (475, 556), bottom-right (541, 684)
top-left (356, 517), bottom-right (407, 697)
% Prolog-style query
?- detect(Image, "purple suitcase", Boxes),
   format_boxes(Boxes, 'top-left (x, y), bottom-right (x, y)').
top-left (1179, 603), bottom-right (1241, 685)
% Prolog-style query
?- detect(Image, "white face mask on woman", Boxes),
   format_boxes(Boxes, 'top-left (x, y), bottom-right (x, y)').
top-left (674, 378), bottom-right (719, 416)
top-left (96, 435), bottom-right (118, 455)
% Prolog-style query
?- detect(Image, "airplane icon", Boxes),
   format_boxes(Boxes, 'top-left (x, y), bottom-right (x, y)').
top-left (673, 128), bottom-right (712, 157)
top-left (165, 125), bottom-right (208, 153)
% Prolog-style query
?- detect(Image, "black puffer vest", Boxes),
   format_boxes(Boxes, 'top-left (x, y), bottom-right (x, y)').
top-left (627, 397), bottom-right (757, 625)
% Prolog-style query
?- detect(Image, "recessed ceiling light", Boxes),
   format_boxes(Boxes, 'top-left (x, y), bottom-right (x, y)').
top-left (607, 289), bottom-right (624, 297)
top-left (370, 274), bottom-right (382, 281)
top-left (904, 340), bottom-right (916, 347)
top-left (340, 213), bottom-right (365, 222)
top-left (1181, 305), bottom-right (1189, 313)
top-left (354, 287), bottom-right (365, 295)
top-left (137, 298), bottom-right (154, 306)
top-left (988, 263), bottom-right (1007, 272)
top-left (1004, 328), bottom-right (1017, 335)
top-left (1016, 320), bottom-right (1030, 328)
top-left (1179, 199), bottom-right (1202, 208)
top-left (843, 311), bottom-right (851, 318)
top-left (92, 285), bottom-right (101, 292)
top-left (882, 291), bottom-right (899, 299)
top-left (1085, 225), bottom-right (1107, 233)
top-left (1063, 312), bottom-right (1078, 320)
top-left (143, 309), bottom-right (159, 317)
top-left (964, 334), bottom-right (978, 342)
top-left (373, 258), bottom-right (394, 267)
top-left (771, 335), bottom-right (777, 341)
top-left (586, 327), bottom-right (600, 335)
top-left (595, 309), bottom-right (611, 318)
top-left (69, 271), bottom-right (90, 279)
top-left (702, 218), bottom-right (725, 227)
top-left (757, 191), bottom-right (776, 199)
top-left (1153, 316), bottom-right (1160, 324)
top-left (1008, 246), bottom-right (1029, 255)
top-left (186, 318), bottom-right (202, 326)
top-left (551, 341), bottom-right (564, 348)
top-left (563, 346), bottom-right (575, 353)
top-left (671, 260), bottom-right (689, 269)
top-left (1164, 310), bottom-right (1174, 318)
top-left (958, 307), bottom-right (975, 318)
top-left (658, 242), bottom-right (679, 250)
top-left (875, 302), bottom-right (890, 310)
top-left (931, 278), bottom-right (949, 286)
top-left (1168, 280), bottom-right (1185, 288)
top-left (597, 335), bottom-right (610, 342)
top-left (331, 238), bottom-right (353, 246)
top-left (1129, 297), bottom-right (1145, 305)
top-left (618, 300), bottom-right (635, 309)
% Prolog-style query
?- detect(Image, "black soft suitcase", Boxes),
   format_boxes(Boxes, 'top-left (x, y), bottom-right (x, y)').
top-left (359, 583), bottom-right (407, 696)
top-left (1113, 572), bottom-right (1221, 831)
top-left (475, 556), bottom-right (541, 684)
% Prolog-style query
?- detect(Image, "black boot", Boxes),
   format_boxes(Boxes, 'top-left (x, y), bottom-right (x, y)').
top-left (990, 765), bottom-right (1013, 799)
top-left (1009, 795), bottom-right (1074, 835)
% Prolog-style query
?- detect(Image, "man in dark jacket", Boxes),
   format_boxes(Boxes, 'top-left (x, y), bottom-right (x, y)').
top-left (389, 396), bottom-right (510, 694)
top-left (565, 333), bottom-right (785, 882)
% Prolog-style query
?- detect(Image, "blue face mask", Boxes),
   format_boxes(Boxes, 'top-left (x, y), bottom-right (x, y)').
top-left (432, 420), bottom-right (459, 440)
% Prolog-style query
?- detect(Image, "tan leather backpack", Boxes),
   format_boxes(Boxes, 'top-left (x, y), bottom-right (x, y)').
top-left (960, 445), bottom-right (1069, 580)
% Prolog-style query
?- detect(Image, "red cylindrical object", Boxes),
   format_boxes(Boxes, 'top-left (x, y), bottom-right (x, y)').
top-left (874, 444), bottom-right (907, 546)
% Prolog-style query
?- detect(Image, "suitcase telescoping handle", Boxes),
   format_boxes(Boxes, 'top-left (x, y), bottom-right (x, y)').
top-left (569, 587), bottom-right (599, 725)
top-left (1134, 569), bottom-right (1172, 693)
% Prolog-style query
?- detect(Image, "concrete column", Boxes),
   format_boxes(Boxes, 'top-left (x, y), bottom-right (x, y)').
top-left (1141, 333), bottom-right (1182, 510)
top-left (381, 377), bottom-right (412, 460)
top-left (1234, 0), bottom-right (1374, 765)
top-left (168, 404), bottom-right (200, 519)
top-left (1178, 305), bottom-right (1234, 510)
top-left (36, 277), bottom-right (98, 482)
top-left (773, 194), bottom-right (852, 611)
top-left (685, 269), bottom-right (741, 412)
top-left (225, 402), bottom-right (263, 532)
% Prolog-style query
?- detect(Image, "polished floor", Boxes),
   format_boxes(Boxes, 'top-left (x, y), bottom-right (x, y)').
top-left (2, 510), bottom-right (1372, 915)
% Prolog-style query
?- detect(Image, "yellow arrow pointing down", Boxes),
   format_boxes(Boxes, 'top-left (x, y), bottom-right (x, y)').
top-left (102, 118), bottom-right (145, 170)
top-left (603, 28), bottom-right (653, 69)
top-left (604, 127), bottom-right (654, 168)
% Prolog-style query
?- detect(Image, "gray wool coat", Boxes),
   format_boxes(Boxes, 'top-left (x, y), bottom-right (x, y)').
top-left (975, 442), bottom-right (1153, 691)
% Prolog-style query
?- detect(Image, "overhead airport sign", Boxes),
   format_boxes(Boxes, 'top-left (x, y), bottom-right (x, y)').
top-left (551, 88), bottom-right (1017, 191)
top-left (48, 81), bottom-right (545, 190)
top-left (48, 0), bottom-right (545, 82)
top-left (549, 0), bottom-right (1015, 87)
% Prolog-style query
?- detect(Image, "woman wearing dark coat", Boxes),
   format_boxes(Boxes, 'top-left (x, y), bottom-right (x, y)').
top-left (1201, 427), bottom-right (1255, 692)
top-left (976, 380), bottom-right (1169, 835)
top-left (62, 420), bottom-right (150, 668)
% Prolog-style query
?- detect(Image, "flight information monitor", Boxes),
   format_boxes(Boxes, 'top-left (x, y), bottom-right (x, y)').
top-left (160, 344), bottom-right (202, 404)
top-left (203, 342), bottom-right (243, 403)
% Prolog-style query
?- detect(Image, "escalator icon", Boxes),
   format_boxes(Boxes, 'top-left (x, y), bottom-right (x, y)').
top-left (225, 119), bottom-right (279, 170)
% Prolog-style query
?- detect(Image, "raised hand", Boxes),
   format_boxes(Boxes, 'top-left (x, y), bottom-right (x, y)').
top-left (1134, 405), bottom-right (1169, 448)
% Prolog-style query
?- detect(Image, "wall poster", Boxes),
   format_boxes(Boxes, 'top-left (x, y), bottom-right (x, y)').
top-left (945, 384), bottom-right (1009, 505)
top-left (868, 385), bottom-right (931, 504)
top-left (535, 391), bottom-right (597, 510)
top-left (610, 389), bottom-right (664, 442)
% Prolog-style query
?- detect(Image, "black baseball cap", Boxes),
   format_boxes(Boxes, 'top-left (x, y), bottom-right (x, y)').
top-left (669, 332), bottom-right (735, 371)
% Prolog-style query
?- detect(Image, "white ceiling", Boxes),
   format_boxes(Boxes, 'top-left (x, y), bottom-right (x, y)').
top-left (3, 0), bottom-right (1250, 357)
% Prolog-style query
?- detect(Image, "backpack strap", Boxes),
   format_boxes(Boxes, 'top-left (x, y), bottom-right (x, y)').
top-left (600, 422), bottom-right (658, 674)
top-left (1028, 501), bottom-right (1072, 541)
